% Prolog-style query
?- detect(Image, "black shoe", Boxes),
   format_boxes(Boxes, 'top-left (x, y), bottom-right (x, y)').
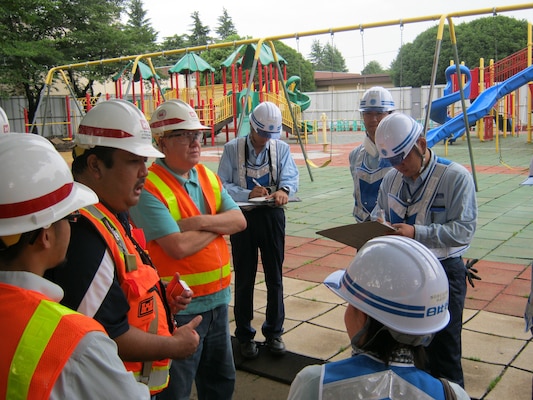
top-left (240, 340), bottom-right (259, 359)
top-left (266, 337), bottom-right (286, 355)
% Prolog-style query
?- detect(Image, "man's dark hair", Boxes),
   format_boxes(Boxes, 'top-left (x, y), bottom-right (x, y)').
top-left (71, 146), bottom-right (116, 177)
top-left (363, 317), bottom-right (426, 367)
top-left (0, 230), bottom-right (42, 267)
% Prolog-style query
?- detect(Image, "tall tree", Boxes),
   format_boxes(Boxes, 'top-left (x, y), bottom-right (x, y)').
top-left (390, 15), bottom-right (528, 87)
top-left (307, 40), bottom-right (347, 72)
top-left (123, 0), bottom-right (158, 53)
top-left (215, 8), bottom-right (237, 40)
top-left (0, 0), bottom-right (133, 124)
top-left (188, 11), bottom-right (210, 47)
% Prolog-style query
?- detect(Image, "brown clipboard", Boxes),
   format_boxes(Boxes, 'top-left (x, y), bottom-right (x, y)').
top-left (316, 221), bottom-right (397, 249)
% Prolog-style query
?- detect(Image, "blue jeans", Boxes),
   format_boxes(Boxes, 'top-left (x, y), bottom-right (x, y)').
top-left (427, 256), bottom-right (467, 387)
top-left (157, 304), bottom-right (235, 400)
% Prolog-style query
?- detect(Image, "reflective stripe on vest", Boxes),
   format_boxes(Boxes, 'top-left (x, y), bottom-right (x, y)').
top-left (321, 354), bottom-right (446, 400)
top-left (144, 164), bottom-right (231, 295)
top-left (80, 204), bottom-right (171, 394)
top-left (1, 283), bottom-right (103, 400)
top-left (385, 162), bottom-right (468, 260)
top-left (351, 147), bottom-right (392, 223)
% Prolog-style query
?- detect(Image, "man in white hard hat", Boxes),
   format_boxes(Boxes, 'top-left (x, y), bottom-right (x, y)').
top-left (130, 99), bottom-right (247, 400)
top-left (349, 86), bottom-right (395, 222)
top-left (520, 156), bottom-right (533, 334)
top-left (217, 101), bottom-right (299, 359)
top-left (0, 133), bottom-right (150, 399)
top-left (45, 99), bottom-right (202, 397)
top-left (0, 106), bottom-right (10, 133)
top-left (373, 112), bottom-right (478, 388)
top-left (288, 236), bottom-right (470, 400)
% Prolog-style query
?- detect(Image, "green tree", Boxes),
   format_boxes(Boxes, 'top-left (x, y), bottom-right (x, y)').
top-left (154, 34), bottom-right (189, 68)
top-left (307, 40), bottom-right (347, 72)
top-left (274, 41), bottom-right (316, 92)
top-left (0, 0), bottom-right (135, 124)
top-left (390, 15), bottom-right (528, 87)
top-left (215, 8), bottom-right (237, 40)
top-left (362, 60), bottom-right (385, 75)
top-left (188, 11), bottom-right (211, 47)
top-left (123, 0), bottom-right (158, 54)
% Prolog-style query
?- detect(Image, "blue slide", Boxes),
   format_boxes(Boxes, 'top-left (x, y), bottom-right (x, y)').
top-left (429, 64), bottom-right (472, 126)
top-left (426, 64), bottom-right (533, 148)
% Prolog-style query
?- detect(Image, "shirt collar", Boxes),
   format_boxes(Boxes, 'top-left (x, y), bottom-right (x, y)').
top-left (0, 270), bottom-right (64, 301)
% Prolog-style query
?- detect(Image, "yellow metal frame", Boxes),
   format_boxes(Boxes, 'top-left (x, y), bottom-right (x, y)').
top-left (35, 3), bottom-right (533, 180)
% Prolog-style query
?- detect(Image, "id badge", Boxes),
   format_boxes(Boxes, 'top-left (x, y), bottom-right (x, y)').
top-left (125, 253), bottom-right (138, 272)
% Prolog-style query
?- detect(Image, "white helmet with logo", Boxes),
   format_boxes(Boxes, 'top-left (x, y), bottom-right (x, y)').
top-left (75, 99), bottom-right (163, 158)
top-left (359, 86), bottom-right (395, 113)
top-left (324, 236), bottom-right (449, 338)
top-left (375, 113), bottom-right (423, 166)
top-left (250, 101), bottom-right (282, 140)
top-left (0, 106), bottom-right (10, 133)
top-left (150, 99), bottom-right (208, 140)
top-left (0, 133), bottom-right (98, 244)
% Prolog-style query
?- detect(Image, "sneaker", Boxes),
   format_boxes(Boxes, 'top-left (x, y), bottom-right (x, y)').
top-left (266, 337), bottom-right (286, 355)
top-left (240, 340), bottom-right (259, 359)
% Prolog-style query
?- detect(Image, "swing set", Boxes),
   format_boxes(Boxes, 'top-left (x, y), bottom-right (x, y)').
top-left (33, 3), bottom-right (533, 183)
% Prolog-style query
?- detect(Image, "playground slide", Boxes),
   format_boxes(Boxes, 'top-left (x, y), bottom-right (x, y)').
top-left (286, 76), bottom-right (311, 111)
top-left (426, 64), bottom-right (533, 148)
top-left (429, 65), bottom-right (472, 125)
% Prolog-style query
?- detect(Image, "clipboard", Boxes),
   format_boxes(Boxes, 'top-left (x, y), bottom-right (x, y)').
top-left (316, 221), bottom-right (397, 249)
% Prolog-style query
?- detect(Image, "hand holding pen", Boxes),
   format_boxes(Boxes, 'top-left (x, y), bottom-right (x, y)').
top-left (250, 178), bottom-right (269, 198)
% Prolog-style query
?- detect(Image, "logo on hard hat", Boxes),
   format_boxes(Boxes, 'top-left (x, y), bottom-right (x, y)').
top-left (381, 149), bottom-right (388, 156)
top-left (370, 99), bottom-right (377, 106)
top-left (157, 109), bottom-right (167, 119)
top-left (140, 120), bottom-right (150, 130)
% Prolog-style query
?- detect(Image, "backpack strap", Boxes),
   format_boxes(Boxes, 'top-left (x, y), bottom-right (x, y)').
top-left (439, 378), bottom-right (458, 400)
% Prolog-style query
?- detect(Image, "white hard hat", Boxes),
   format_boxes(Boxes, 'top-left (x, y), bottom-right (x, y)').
top-left (150, 99), bottom-right (208, 140)
top-left (324, 236), bottom-right (450, 336)
top-left (250, 101), bottom-right (282, 140)
top-left (375, 113), bottom-right (423, 166)
top-left (75, 99), bottom-right (164, 158)
top-left (0, 106), bottom-right (10, 133)
top-left (359, 86), bottom-right (395, 112)
top-left (0, 133), bottom-right (98, 239)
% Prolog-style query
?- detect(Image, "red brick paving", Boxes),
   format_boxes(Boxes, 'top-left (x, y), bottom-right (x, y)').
top-left (283, 239), bottom-right (531, 318)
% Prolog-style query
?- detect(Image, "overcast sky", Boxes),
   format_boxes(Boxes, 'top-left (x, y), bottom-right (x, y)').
top-left (143, 1), bottom-right (533, 73)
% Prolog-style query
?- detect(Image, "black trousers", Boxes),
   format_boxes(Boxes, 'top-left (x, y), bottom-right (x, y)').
top-left (231, 207), bottom-right (285, 342)
top-left (427, 256), bottom-right (467, 387)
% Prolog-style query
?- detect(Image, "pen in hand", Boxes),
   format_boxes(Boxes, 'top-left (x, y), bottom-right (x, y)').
top-left (252, 178), bottom-right (262, 187)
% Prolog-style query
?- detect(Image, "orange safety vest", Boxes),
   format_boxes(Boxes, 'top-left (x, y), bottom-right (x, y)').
top-left (0, 282), bottom-right (105, 400)
top-left (143, 163), bottom-right (232, 296)
top-left (81, 203), bottom-right (171, 395)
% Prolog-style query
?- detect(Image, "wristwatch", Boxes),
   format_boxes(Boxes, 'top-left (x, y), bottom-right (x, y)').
top-left (280, 186), bottom-right (290, 195)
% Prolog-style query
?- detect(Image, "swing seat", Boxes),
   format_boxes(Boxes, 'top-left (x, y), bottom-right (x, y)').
top-left (307, 158), bottom-right (331, 168)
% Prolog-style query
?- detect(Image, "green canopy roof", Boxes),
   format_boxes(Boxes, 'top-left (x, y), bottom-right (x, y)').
top-left (221, 43), bottom-right (287, 69)
top-left (169, 52), bottom-right (215, 74)
top-left (112, 60), bottom-right (159, 82)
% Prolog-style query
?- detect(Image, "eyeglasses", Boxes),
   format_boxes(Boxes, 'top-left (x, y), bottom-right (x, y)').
top-left (164, 131), bottom-right (203, 144)
top-left (362, 111), bottom-right (388, 118)
top-left (28, 211), bottom-right (81, 245)
top-left (62, 211), bottom-right (81, 223)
